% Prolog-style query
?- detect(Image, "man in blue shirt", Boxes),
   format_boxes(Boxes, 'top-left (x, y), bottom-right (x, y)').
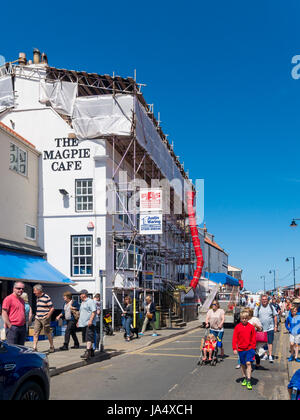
top-left (77, 290), bottom-right (96, 360)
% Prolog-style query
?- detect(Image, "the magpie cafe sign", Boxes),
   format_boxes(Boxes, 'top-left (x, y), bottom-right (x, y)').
top-left (43, 138), bottom-right (90, 171)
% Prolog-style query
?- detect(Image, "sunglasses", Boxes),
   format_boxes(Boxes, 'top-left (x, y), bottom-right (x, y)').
top-left (15, 287), bottom-right (24, 290)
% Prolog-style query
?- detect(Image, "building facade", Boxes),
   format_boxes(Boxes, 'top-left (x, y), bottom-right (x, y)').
top-left (0, 51), bottom-right (194, 309)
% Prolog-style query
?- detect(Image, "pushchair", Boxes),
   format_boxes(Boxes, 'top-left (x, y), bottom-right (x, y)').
top-left (197, 328), bottom-right (219, 367)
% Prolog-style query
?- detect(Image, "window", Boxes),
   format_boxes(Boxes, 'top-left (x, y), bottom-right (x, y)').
top-left (25, 224), bottom-right (36, 241)
top-left (117, 190), bottom-right (129, 225)
top-left (9, 143), bottom-right (27, 176)
top-left (75, 179), bottom-right (93, 211)
top-left (71, 235), bottom-right (93, 276)
top-left (115, 244), bottom-right (142, 271)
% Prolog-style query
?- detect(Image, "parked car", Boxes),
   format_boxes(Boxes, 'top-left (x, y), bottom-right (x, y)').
top-left (0, 340), bottom-right (50, 400)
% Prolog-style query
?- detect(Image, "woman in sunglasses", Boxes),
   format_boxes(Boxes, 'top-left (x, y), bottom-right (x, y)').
top-left (1, 282), bottom-right (26, 345)
top-left (205, 300), bottom-right (225, 358)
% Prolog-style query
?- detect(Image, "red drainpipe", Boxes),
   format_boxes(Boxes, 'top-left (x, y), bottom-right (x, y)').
top-left (187, 191), bottom-right (204, 289)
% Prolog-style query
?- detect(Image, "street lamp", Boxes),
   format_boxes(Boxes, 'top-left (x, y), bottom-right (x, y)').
top-left (269, 269), bottom-right (276, 293)
top-left (260, 275), bottom-right (266, 293)
top-left (290, 219), bottom-right (300, 228)
top-left (286, 257), bottom-right (296, 295)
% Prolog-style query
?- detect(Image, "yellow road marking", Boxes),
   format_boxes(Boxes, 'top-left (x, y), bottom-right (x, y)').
top-left (277, 327), bottom-right (284, 364)
top-left (134, 352), bottom-right (199, 358)
top-left (97, 364), bottom-right (113, 370)
top-left (128, 329), bottom-right (201, 355)
top-left (151, 347), bottom-right (200, 351)
top-left (132, 352), bottom-right (238, 360)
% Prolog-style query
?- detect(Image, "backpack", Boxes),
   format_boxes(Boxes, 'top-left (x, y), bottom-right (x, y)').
top-left (257, 304), bottom-right (276, 318)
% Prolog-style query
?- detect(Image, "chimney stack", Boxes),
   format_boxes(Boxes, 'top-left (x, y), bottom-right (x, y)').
top-left (18, 52), bottom-right (27, 66)
top-left (33, 48), bottom-right (41, 64)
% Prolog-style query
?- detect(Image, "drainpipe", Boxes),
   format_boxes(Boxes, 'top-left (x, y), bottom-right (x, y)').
top-left (187, 191), bottom-right (204, 289)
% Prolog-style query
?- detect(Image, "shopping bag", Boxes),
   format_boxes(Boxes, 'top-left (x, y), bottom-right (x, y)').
top-left (256, 331), bottom-right (268, 343)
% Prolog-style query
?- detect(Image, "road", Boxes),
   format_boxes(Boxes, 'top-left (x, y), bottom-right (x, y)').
top-left (50, 326), bottom-right (289, 400)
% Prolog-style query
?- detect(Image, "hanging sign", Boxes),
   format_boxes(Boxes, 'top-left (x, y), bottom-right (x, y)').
top-left (139, 214), bottom-right (162, 235)
top-left (140, 189), bottom-right (162, 212)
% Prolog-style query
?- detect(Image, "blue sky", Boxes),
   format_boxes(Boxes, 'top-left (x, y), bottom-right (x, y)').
top-left (2, 0), bottom-right (300, 291)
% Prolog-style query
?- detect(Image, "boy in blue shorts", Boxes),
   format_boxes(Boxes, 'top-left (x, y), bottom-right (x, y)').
top-left (232, 310), bottom-right (257, 390)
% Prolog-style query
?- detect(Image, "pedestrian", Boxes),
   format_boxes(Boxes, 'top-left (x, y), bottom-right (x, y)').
top-left (254, 294), bottom-right (278, 363)
top-left (21, 292), bottom-right (32, 335)
top-left (285, 306), bottom-right (300, 362)
top-left (286, 298), bottom-right (292, 314)
top-left (232, 310), bottom-right (256, 390)
top-left (247, 308), bottom-right (263, 369)
top-left (94, 293), bottom-right (101, 349)
top-left (1, 282), bottom-right (26, 345)
top-left (122, 296), bottom-right (133, 342)
top-left (139, 295), bottom-right (158, 337)
top-left (33, 284), bottom-right (55, 353)
top-left (77, 289), bottom-right (96, 360)
top-left (205, 300), bottom-right (225, 358)
top-left (271, 296), bottom-right (281, 331)
top-left (247, 297), bottom-right (256, 310)
top-left (56, 292), bottom-right (80, 351)
top-left (202, 333), bottom-right (217, 362)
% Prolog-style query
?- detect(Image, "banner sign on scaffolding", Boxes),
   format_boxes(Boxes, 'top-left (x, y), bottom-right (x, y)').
top-left (139, 214), bottom-right (162, 235)
top-left (140, 189), bottom-right (162, 212)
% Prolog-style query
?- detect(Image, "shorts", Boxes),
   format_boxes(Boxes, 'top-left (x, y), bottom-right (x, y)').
top-left (267, 330), bottom-right (274, 345)
top-left (81, 325), bottom-right (96, 343)
top-left (34, 317), bottom-right (51, 335)
top-left (238, 349), bottom-right (256, 365)
top-left (289, 334), bottom-right (300, 345)
top-left (210, 329), bottom-right (224, 348)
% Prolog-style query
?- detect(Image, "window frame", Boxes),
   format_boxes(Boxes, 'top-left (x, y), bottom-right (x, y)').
top-left (75, 179), bottom-right (94, 212)
top-left (25, 224), bottom-right (36, 241)
top-left (9, 142), bottom-right (28, 177)
top-left (71, 235), bottom-right (93, 277)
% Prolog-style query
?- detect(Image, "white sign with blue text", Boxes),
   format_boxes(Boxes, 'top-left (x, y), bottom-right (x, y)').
top-left (139, 214), bottom-right (162, 235)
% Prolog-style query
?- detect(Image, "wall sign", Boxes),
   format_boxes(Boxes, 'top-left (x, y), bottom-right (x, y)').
top-left (139, 214), bottom-right (162, 235)
top-left (140, 189), bottom-right (162, 212)
top-left (43, 138), bottom-right (90, 171)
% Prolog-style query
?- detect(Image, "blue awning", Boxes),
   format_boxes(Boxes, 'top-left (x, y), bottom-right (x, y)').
top-left (204, 271), bottom-right (240, 287)
top-left (0, 249), bottom-right (75, 285)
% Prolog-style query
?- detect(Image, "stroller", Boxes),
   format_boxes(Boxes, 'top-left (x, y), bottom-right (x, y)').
top-left (197, 328), bottom-right (219, 367)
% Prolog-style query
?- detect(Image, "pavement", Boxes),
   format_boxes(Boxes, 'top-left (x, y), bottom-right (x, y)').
top-left (25, 320), bottom-right (202, 377)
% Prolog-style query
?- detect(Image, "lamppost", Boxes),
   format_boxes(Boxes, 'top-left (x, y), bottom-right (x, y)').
top-left (290, 219), bottom-right (300, 228)
top-left (269, 269), bottom-right (276, 294)
top-left (260, 275), bottom-right (266, 293)
top-left (286, 257), bottom-right (296, 296)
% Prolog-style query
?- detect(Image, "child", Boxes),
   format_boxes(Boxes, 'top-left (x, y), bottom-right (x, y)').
top-left (232, 310), bottom-right (256, 390)
top-left (285, 306), bottom-right (300, 362)
top-left (202, 333), bottom-right (217, 361)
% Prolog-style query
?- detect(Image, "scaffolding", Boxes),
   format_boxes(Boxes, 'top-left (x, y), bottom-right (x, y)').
top-left (0, 59), bottom-right (197, 326)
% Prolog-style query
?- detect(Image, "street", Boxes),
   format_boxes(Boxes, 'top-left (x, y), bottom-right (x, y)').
top-left (50, 326), bottom-right (289, 400)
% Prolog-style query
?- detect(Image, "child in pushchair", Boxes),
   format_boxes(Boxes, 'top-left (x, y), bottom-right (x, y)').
top-left (198, 332), bottom-right (218, 366)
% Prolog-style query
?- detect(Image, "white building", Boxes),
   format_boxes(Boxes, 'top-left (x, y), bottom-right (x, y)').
top-left (0, 50), bottom-right (194, 310)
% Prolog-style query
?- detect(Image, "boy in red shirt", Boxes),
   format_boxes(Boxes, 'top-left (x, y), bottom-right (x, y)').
top-left (232, 310), bottom-right (256, 390)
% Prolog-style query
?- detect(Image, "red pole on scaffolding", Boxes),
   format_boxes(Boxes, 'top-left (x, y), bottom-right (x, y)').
top-left (187, 191), bottom-right (204, 289)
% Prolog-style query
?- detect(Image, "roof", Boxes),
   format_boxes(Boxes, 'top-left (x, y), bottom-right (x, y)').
top-left (45, 66), bottom-right (188, 181)
top-left (0, 121), bottom-right (36, 150)
top-left (204, 236), bottom-right (227, 254)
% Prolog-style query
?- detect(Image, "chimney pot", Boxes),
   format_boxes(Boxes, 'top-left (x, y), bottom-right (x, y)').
top-left (33, 48), bottom-right (41, 64)
top-left (18, 52), bottom-right (27, 66)
top-left (41, 52), bottom-right (48, 65)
